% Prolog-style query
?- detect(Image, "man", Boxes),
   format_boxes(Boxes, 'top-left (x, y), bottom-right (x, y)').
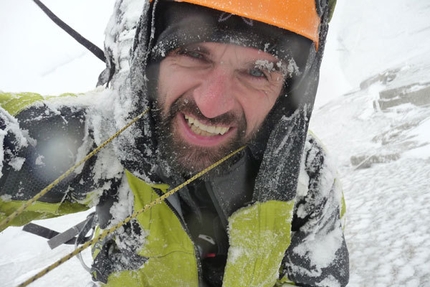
top-left (0, 0), bottom-right (348, 286)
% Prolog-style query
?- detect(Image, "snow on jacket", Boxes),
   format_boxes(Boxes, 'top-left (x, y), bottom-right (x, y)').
top-left (0, 91), bottom-right (348, 286)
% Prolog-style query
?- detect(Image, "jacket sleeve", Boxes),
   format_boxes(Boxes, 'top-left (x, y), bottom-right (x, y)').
top-left (0, 92), bottom-right (98, 231)
top-left (277, 134), bottom-right (349, 287)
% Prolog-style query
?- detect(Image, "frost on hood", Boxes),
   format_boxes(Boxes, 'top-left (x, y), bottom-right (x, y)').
top-left (97, 81), bottom-right (159, 183)
top-left (282, 134), bottom-right (347, 284)
top-left (98, 2), bottom-right (162, 185)
top-left (108, 174), bottom-right (134, 227)
top-left (295, 134), bottom-right (341, 221)
top-left (103, 0), bottom-right (146, 90)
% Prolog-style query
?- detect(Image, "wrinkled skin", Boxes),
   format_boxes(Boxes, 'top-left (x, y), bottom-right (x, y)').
top-left (156, 42), bottom-right (286, 173)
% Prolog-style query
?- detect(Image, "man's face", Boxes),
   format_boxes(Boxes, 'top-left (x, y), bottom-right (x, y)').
top-left (156, 42), bottom-right (286, 174)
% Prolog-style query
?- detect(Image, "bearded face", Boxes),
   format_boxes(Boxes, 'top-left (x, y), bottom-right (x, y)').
top-left (155, 42), bottom-right (285, 174)
top-left (156, 96), bottom-right (249, 174)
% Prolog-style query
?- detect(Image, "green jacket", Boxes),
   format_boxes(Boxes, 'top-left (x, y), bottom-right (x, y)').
top-left (0, 91), bottom-right (348, 286)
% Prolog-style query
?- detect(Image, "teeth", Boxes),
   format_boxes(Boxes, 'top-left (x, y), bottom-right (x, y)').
top-left (184, 115), bottom-right (229, 136)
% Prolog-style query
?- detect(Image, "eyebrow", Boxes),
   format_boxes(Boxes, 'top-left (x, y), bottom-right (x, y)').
top-left (175, 43), bottom-right (287, 74)
top-left (250, 59), bottom-right (286, 73)
top-left (177, 43), bottom-right (210, 55)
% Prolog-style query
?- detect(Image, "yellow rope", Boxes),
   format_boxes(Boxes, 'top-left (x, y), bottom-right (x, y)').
top-left (17, 145), bottom-right (245, 287)
top-left (0, 108), bottom-right (150, 231)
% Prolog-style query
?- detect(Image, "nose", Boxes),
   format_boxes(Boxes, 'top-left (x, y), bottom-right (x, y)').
top-left (192, 68), bottom-right (235, 119)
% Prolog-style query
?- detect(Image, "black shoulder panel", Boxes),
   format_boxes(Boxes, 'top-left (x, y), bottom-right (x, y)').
top-left (1, 104), bottom-right (92, 203)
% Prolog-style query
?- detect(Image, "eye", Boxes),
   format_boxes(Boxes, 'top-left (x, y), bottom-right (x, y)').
top-left (169, 45), bottom-right (212, 69)
top-left (238, 61), bottom-right (285, 92)
top-left (176, 47), bottom-right (206, 61)
top-left (248, 67), bottom-right (268, 79)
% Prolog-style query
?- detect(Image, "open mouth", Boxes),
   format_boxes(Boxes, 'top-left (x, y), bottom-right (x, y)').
top-left (184, 114), bottom-right (230, 137)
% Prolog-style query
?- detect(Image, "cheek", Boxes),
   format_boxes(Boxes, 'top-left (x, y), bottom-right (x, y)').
top-left (242, 94), bottom-right (279, 134)
top-left (158, 62), bottom-right (202, 113)
top-left (158, 68), bottom-right (185, 113)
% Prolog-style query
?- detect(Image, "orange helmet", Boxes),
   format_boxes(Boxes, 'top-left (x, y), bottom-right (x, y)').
top-left (175, 0), bottom-right (321, 48)
top-left (148, 0), bottom-right (334, 49)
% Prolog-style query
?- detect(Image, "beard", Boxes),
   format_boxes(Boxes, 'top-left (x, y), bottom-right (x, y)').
top-left (155, 97), bottom-right (251, 176)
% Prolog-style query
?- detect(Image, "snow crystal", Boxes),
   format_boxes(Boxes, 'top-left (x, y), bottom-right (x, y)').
top-left (293, 226), bottom-right (343, 270)
top-left (318, 275), bottom-right (341, 287)
top-left (35, 155), bottom-right (45, 166)
top-left (0, 194), bottom-right (12, 202)
top-left (254, 58), bottom-right (299, 79)
top-left (109, 177), bottom-right (134, 226)
top-left (296, 157), bottom-right (310, 198)
top-left (286, 58), bottom-right (300, 77)
top-left (255, 59), bottom-right (274, 72)
top-left (227, 246), bottom-right (245, 264)
top-left (8, 157), bottom-right (25, 171)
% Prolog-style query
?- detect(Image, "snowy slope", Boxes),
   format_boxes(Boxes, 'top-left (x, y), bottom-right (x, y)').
top-left (311, 0), bottom-right (430, 286)
top-left (311, 87), bottom-right (430, 286)
top-left (1, 0), bottom-right (430, 286)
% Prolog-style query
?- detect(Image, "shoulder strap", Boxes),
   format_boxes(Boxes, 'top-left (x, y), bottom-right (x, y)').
top-left (22, 212), bottom-right (96, 249)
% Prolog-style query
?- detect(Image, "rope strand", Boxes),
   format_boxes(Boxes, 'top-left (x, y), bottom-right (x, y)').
top-left (17, 145), bottom-right (245, 287)
top-left (2, 100), bottom-right (245, 287)
top-left (0, 108), bottom-right (149, 231)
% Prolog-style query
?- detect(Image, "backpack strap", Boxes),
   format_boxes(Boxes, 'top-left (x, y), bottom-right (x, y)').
top-left (32, 0), bottom-right (106, 63)
top-left (22, 212), bottom-right (97, 249)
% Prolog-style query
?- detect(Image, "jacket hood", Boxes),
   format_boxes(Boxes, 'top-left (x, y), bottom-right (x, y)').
top-left (97, 0), bottom-right (334, 185)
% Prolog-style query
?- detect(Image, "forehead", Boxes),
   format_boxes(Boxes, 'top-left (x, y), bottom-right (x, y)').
top-left (152, 2), bottom-right (289, 61)
top-left (180, 42), bottom-right (282, 62)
